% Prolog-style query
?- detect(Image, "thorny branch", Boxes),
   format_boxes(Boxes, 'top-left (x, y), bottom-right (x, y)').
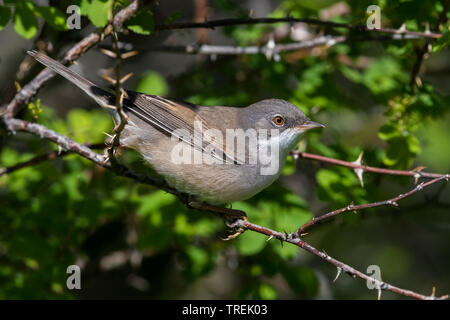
top-left (156, 16), bottom-right (443, 39)
top-left (2, 116), bottom-right (448, 300)
top-left (105, 29), bottom-right (129, 165)
top-left (154, 34), bottom-right (431, 58)
top-left (233, 217), bottom-right (449, 300)
top-left (293, 151), bottom-right (444, 179)
top-left (409, 0), bottom-right (449, 88)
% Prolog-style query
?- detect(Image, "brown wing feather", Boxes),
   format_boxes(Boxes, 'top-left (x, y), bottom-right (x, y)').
top-left (123, 92), bottom-right (241, 165)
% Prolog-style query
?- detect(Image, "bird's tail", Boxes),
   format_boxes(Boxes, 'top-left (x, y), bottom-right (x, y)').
top-left (27, 50), bottom-right (115, 111)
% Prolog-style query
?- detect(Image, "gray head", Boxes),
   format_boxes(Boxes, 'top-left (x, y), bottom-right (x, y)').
top-left (244, 99), bottom-right (322, 130)
top-left (241, 99), bottom-right (324, 151)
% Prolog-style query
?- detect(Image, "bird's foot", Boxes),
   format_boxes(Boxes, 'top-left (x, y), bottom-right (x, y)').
top-left (221, 209), bottom-right (248, 240)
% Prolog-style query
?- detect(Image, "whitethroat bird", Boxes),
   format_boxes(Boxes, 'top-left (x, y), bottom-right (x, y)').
top-left (28, 50), bottom-right (324, 212)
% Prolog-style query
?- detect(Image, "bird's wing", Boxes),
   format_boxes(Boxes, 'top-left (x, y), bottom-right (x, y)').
top-left (123, 92), bottom-right (242, 165)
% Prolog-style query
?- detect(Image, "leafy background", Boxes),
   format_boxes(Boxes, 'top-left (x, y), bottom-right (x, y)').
top-left (0, 0), bottom-right (449, 299)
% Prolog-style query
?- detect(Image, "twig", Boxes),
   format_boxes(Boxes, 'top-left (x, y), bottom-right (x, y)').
top-left (157, 17), bottom-right (443, 39)
top-left (297, 175), bottom-right (449, 234)
top-left (294, 151), bottom-right (445, 179)
top-left (155, 33), bottom-right (429, 57)
top-left (106, 29), bottom-right (129, 165)
top-left (410, 0), bottom-right (449, 88)
top-left (5, 0), bottom-right (140, 118)
top-left (158, 36), bottom-right (346, 58)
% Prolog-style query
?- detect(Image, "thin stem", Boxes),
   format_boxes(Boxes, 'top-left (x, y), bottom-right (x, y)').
top-left (157, 17), bottom-right (442, 39)
top-left (295, 151), bottom-right (445, 179)
top-left (297, 175), bottom-right (449, 234)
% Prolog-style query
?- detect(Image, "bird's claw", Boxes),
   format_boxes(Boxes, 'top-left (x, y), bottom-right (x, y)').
top-left (222, 215), bottom-right (248, 240)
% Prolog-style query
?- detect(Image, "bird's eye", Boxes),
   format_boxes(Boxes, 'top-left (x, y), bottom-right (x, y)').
top-left (272, 115), bottom-right (285, 126)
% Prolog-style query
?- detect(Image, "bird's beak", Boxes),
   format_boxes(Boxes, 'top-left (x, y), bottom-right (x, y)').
top-left (296, 119), bottom-right (325, 130)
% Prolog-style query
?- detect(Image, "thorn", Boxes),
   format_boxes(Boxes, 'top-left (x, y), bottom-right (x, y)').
top-left (102, 155), bottom-right (110, 165)
top-left (347, 201), bottom-right (355, 210)
top-left (412, 166), bottom-right (426, 185)
top-left (333, 267), bottom-right (342, 283)
top-left (121, 50), bottom-right (139, 59)
top-left (266, 235), bottom-right (274, 242)
top-left (398, 23), bottom-right (407, 33)
top-left (291, 150), bottom-right (299, 160)
top-left (351, 152), bottom-right (365, 187)
top-left (378, 288), bottom-right (382, 300)
top-left (120, 72), bottom-right (134, 84)
top-left (57, 145), bottom-right (63, 155)
top-left (102, 74), bottom-right (117, 85)
top-left (424, 22), bottom-right (431, 34)
top-left (120, 87), bottom-right (129, 99)
top-left (413, 173), bottom-right (420, 185)
top-left (72, 60), bottom-right (78, 65)
top-left (265, 37), bottom-right (276, 61)
top-left (431, 286), bottom-right (436, 297)
top-left (100, 48), bottom-right (117, 59)
top-left (299, 232), bottom-right (309, 237)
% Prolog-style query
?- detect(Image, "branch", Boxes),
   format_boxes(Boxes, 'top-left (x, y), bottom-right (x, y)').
top-left (297, 175), bottom-right (449, 234)
top-left (294, 151), bottom-right (445, 179)
top-left (157, 36), bottom-right (346, 59)
top-left (410, 0), bottom-right (449, 88)
top-left (235, 219), bottom-right (448, 300)
top-left (157, 17), bottom-right (443, 39)
top-left (155, 33), bottom-right (430, 57)
top-left (105, 29), bottom-right (129, 165)
top-left (5, 0), bottom-right (140, 118)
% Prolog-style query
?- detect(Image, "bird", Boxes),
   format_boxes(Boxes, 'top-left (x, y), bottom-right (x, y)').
top-left (27, 50), bottom-right (324, 207)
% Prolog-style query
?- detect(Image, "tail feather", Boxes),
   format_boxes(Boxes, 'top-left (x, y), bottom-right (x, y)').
top-left (27, 50), bottom-right (115, 109)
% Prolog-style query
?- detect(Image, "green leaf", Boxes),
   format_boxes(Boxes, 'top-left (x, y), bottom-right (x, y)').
top-left (407, 134), bottom-right (421, 154)
top-left (378, 123), bottom-right (400, 141)
top-left (126, 9), bottom-right (154, 35)
top-left (13, 1), bottom-right (38, 39)
top-left (80, 0), bottom-right (112, 27)
top-left (136, 71), bottom-right (169, 96)
top-left (35, 6), bottom-right (68, 31)
top-left (236, 231), bottom-right (267, 255)
top-left (0, 6), bottom-right (11, 30)
top-left (258, 283), bottom-right (278, 300)
top-left (137, 191), bottom-right (176, 216)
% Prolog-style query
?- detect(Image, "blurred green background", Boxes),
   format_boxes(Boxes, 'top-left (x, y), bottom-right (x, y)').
top-left (0, 0), bottom-right (449, 299)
